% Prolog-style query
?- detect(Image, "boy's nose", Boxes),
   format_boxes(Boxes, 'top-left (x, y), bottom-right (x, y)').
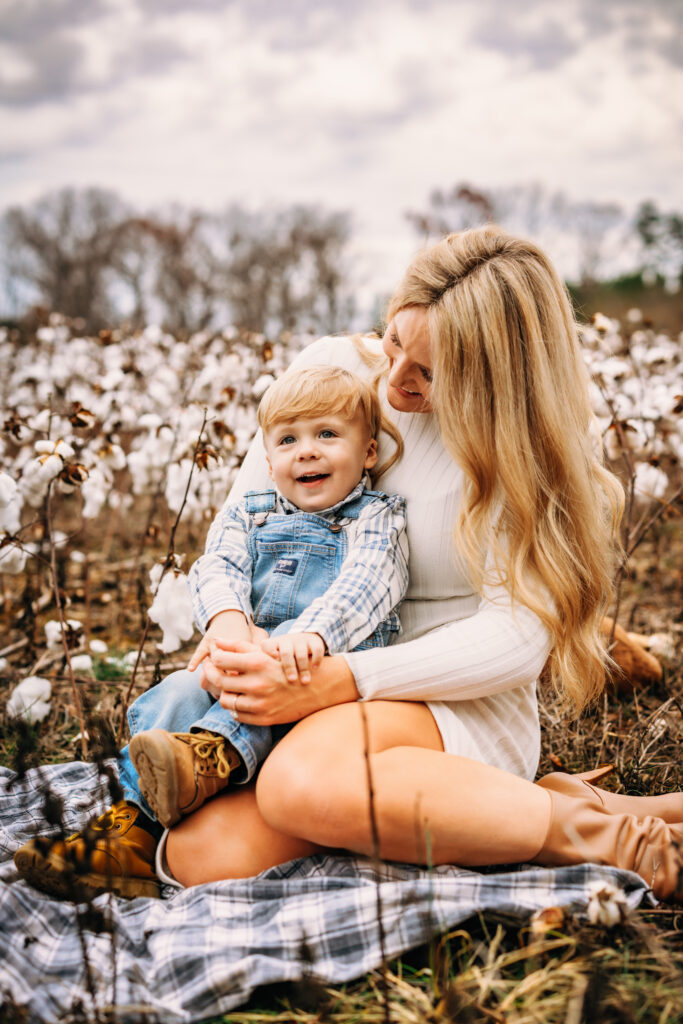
top-left (297, 441), bottom-right (319, 459)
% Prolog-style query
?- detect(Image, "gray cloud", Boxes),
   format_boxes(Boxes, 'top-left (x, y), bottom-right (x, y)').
top-left (0, 1), bottom-right (189, 109)
top-left (112, 33), bottom-right (190, 81)
top-left (472, 14), bottom-right (580, 70)
top-left (578, 0), bottom-right (683, 67)
top-left (0, 0), bottom-right (111, 44)
top-left (470, 0), bottom-right (683, 71)
top-left (0, 33), bottom-right (86, 106)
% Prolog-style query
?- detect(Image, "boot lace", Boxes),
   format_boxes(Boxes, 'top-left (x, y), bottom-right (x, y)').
top-left (90, 801), bottom-right (134, 834)
top-left (184, 733), bottom-right (232, 778)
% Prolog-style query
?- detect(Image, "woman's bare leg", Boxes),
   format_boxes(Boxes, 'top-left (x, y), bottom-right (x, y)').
top-left (165, 782), bottom-right (322, 886)
top-left (256, 701), bottom-right (552, 866)
top-left (168, 700), bottom-right (552, 885)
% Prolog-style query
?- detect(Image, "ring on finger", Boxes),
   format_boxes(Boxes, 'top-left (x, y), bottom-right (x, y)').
top-left (230, 693), bottom-right (240, 720)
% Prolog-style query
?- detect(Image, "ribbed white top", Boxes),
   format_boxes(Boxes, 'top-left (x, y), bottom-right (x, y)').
top-left (227, 337), bottom-right (550, 779)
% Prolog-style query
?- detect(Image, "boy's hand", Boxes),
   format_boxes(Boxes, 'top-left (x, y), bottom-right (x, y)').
top-left (260, 632), bottom-right (326, 683)
top-left (187, 609), bottom-right (252, 674)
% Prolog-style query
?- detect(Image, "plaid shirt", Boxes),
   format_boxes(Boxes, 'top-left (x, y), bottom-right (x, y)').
top-left (189, 481), bottom-right (409, 653)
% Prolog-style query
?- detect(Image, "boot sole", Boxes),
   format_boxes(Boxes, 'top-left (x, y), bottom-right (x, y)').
top-left (14, 845), bottom-right (159, 901)
top-left (129, 731), bottom-right (182, 829)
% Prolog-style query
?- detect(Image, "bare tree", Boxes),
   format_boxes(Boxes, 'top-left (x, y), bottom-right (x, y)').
top-left (2, 187), bottom-right (132, 330)
top-left (406, 181), bottom-right (629, 285)
top-left (219, 205), bottom-right (353, 335)
top-left (1, 189), bottom-right (355, 335)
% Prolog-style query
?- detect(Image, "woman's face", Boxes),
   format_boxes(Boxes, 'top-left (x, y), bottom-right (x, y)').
top-left (382, 306), bottom-right (433, 413)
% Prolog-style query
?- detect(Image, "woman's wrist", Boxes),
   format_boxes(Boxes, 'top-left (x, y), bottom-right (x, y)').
top-left (311, 654), bottom-right (360, 710)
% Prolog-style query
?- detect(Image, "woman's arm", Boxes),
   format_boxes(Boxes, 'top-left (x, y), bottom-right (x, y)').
top-left (201, 639), bottom-right (359, 725)
top-left (204, 588), bottom-right (550, 725)
top-left (344, 586), bottom-right (552, 704)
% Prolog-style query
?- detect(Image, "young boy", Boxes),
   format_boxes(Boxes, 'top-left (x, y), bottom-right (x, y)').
top-left (14, 366), bottom-right (407, 900)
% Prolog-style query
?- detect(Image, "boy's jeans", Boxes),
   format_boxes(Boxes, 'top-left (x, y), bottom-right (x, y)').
top-left (118, 668), bottom-right (278, 817)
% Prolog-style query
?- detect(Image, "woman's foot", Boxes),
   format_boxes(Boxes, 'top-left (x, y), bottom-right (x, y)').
top-left (536, 767), bottom-right (683, 823)
top-left (13, 801), bottom-right (160, 901)
top-left (533, 787), bottom-right (683, 904)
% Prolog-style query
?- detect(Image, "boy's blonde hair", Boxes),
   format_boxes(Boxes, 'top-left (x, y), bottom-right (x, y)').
top-left (258, 365), bottom-right (402, 482)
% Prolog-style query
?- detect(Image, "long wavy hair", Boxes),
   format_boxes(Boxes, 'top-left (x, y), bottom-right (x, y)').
top-left (386, 226), bottom-right (624, 712)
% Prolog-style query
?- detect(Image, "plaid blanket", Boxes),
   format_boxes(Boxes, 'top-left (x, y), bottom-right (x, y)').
top-left (0, 761), bottom-right (652, 1023)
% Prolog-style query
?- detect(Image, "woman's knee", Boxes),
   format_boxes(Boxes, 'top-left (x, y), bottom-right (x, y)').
top-left (255, 701), bottom-right (441, 841)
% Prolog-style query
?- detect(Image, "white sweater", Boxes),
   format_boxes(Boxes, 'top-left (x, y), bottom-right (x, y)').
top-left (227, 337), bottom-right (551, 780)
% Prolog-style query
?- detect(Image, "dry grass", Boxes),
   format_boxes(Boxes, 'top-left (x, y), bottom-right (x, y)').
top-left (1, 457), bottom-right (683, 1023)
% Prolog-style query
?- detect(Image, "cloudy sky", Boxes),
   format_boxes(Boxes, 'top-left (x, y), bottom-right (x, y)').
top-left (1, 0), bottom-right (681, 312)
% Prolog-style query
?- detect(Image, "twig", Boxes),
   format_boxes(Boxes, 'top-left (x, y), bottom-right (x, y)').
top-left (45, 483), bottom-right (88, 759)
top-left (0, 637), bottom-right (29, 658)
top-left (359, 702), bottom-right (391, 1024)
top-left (626, 484), bottom-right (683, 558)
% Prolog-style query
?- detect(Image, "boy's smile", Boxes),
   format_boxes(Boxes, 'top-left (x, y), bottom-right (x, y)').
top-left (264, 410), bottom-right (378, 512)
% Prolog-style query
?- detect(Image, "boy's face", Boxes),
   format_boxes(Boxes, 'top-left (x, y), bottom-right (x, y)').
top-left (263, 409), bottom-right (378, 512)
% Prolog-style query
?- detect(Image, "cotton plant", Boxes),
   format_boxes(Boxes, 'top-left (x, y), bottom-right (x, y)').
top-left (0, 471), bottom-right (26, 574)
top-left (6, 676), bottom-right (52, 723)
top-left (148, 557), bottom-right (195, 653)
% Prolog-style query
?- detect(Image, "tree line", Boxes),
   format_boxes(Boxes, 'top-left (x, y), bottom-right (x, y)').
top-left (2, 183), bottom-right (680, 336)
top-left (0, 188), bottom-right (354, 336)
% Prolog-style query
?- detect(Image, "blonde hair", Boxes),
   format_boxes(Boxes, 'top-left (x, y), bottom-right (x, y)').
top-left (258, 365), bottom-right (402, 482)
top-left (388, 226), bottom-right (624, 712)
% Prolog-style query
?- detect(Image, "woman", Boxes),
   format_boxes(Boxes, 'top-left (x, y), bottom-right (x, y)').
top-left (163, 226), bottom-right (682, 901)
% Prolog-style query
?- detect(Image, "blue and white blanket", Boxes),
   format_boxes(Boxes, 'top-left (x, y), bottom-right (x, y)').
top-left (0, 761), bottom-right (652, 1023)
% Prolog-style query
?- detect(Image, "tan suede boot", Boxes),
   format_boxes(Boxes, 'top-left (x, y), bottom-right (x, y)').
top-left (14, 801), bottom-right (160, 901)
top-left (533, 787), bottom-right (683, 904)
top-left (129, 729), bottom-right (242, 828)
top-left (536, 766), bottom-right (683, 824)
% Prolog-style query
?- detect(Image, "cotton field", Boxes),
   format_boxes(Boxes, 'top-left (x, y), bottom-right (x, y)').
top-left (0, 312), bottom-right (681, 691)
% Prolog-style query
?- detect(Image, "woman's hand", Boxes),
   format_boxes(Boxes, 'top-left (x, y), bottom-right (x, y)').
top-left (200, 637), bottom-right (359, 726)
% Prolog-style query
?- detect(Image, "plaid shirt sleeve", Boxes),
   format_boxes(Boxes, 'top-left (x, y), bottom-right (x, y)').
top-left (290, 493), bottom-right (409, 653)
top-left (188, 500), bottom-right (254, 632)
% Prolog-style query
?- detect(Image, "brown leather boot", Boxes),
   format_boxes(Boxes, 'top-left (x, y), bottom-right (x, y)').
top-left (14, 801), bottom-right (160, 901)
top-left (537, 766), bottom-right (683, 824)
top-left (532, 788), bottom-right (683, 904)
top-left (129, 729), bottom-right (242, 828)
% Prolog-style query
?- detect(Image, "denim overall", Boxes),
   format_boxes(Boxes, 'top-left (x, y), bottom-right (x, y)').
top-left (119, 488), bottom-right (393, 813)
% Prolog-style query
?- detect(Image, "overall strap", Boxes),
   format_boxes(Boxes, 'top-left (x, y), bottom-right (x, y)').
top-left (340, 488), bottom-right (387, 520)
top-left (244, 489), bottom-right (277, 526)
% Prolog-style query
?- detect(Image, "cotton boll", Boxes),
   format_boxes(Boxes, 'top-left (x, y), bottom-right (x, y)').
top-left (7, 676), bottom-right (52, 723)
top-left (252, 373), bottom-right (275, 398)
top-left (0, 475), bottom-right (21, 534)
top-left (34, 439), bottom-right (75, 459)
top-left (633, 462), bottom-right (669, 503)
top-left (0, 538), bottom-right (27, 574)
top-left (586, 881), bottom-right (628, 927)
top-left (81, 465), bottom-right (110, 519)
top-left (0, 472), bottom-right (17, 508)
top-left (148, 569), bottom-right (195, 652)
top-left (89, 639), bottom-right (108, 654)
top-left (45, 618), bottom-right (82, 649)
top-left (20, 460), bottom-right (51, 508)
top-left (70, 654), bottom-right (93, 673)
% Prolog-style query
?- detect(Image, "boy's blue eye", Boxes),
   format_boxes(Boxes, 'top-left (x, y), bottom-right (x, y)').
top-left (319, 429), bottom-right (336, 439)
top-left (278, 435), bottom-right (296, 446)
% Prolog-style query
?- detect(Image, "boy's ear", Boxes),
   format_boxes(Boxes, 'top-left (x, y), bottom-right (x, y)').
top-left (364, 438), bottom-right (379, 470)
top-left (265, 454), bottom-right (275, 480)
